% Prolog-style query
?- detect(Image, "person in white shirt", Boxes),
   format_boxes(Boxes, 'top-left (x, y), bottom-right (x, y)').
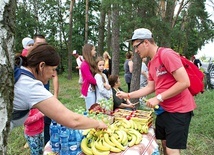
top-left (12, 43), bottom-right (107, 131)
top-left (94, 56), bottom-right (112, 103)
top-left (72, 50), bottom-right (84, 98)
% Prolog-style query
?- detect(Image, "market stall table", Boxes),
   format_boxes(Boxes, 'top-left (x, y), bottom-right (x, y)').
top-left (43, 127), bottom-right (159, 155)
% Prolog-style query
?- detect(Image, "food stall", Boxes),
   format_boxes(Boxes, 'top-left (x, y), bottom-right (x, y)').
top-left (43, 106), bottom-right (160, 155)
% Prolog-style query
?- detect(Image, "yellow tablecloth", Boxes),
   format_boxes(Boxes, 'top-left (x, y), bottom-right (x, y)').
top-left (43, 127), bottom-right (159, 155)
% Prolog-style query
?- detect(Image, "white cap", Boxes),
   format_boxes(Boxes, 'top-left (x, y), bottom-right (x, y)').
top-left (72, 50), bottom-right (77, 55)
top-left (126, 28), bottom-right (153, 41)
top-left (22, 37), bottom-right (34, 48)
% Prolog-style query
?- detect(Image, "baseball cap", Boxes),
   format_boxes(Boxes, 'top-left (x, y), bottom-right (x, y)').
top-left (126, 28), bottom-right (153, 42)
top-left (72, 50), bottom-right (78, 55)
top-left (22, 37), bottom-right (34, 48)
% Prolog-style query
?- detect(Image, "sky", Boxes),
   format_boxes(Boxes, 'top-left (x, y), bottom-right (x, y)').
top-left (196, 1), bottom-right (214, 59)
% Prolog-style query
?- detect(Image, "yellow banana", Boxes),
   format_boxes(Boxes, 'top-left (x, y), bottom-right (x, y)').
top-left (131, 119), bottom-right (138, 130)
top-left (122, 136), bottom-right (128, 146)
top-left (143, 125), bottom-right (149, 133)
top-left (95, 139), bottom-right (110, 151)
top-left (103, 138), bottom-right (122, 153)
top-left (92, 140), bottom-right (110, 155)
top-left (135, 121), bottom-right (142, 131)
top-left (115, 130), bottom-right (123, 143)
top-left (128, 133), bottom-right (137, 147)
top-left (110, 135), bottom-right (126, 151)
top-left (119, 130), bottom-right (128, 145)
top-left (129, 129), bottom-right (142, 144)
top-left (121, 118), bottom-right (131, 128)
top-left (81, 138), bottom-right (93, 155)
top-left (117, 125), bottom-right (124, 130)
top-left (112, 133), bottom-right (119, 140)
top-left (104, 133), bottom-right (116, 146)
top-left (129, 119), bottom-right (136, 129)
top-left (127, 134), bottom-right (132, 141)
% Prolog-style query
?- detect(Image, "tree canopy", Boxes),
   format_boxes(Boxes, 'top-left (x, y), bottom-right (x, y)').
top-left (15, 0), bottom-right (214, 74)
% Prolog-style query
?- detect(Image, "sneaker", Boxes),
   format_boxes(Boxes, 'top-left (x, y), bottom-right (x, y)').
top-left (23, 142), bottom-right (29, 149)
top-left (79, 95), bottom-right (85, 98)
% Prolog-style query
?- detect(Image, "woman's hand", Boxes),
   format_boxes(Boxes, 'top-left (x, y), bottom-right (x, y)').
top-left (96, 120), bottom-right (108, 129)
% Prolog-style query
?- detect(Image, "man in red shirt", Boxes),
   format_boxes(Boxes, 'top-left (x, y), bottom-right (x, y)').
top-left (117, 28), bottom-right (196, 155)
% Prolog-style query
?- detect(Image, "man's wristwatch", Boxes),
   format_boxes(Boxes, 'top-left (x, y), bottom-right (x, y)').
top-left (156, 94), bottom-right (163, 102)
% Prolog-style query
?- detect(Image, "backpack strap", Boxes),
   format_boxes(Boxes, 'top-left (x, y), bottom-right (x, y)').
top-left (14, 67), bottom-right (35, 83)
top-left (12, 109), bottom-right (30, 120)
top-left (13, 67), bottom-right (35, 120)
top-left (157, 47), bottom-right (166, 68)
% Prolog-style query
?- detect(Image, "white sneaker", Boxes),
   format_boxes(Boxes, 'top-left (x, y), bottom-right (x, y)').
top-left (79, 95), bottom-right (85, 98)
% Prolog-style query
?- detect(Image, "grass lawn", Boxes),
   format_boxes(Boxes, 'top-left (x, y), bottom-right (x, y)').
top-left (7, 73), bottom-right (214, 155)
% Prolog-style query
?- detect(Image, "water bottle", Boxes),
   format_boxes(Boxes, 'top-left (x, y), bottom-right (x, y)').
top-left (50, 121), bottom-right (60, 153)
top-left (50, 120), bottom-right (58, 136)
top-left (60, 126), bottom-right (69, 155)
top-left (68, 129), bottom-right (78, 155)
top-left (75, 130), bottom-right (83, 154)
top-left (83, 111), bottom-right (88, 117)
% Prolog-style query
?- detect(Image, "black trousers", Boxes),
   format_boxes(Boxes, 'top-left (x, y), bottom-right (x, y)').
top-left (44, 116), bottom-right (51, 145)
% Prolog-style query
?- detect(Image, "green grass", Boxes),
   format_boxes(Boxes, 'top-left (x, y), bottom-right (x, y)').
top-left (7, 73), bottom-right (214, 155)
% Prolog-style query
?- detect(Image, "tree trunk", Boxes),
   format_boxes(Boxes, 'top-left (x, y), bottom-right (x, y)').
top-left (97, 2), bottom-right (106, 56)
top-left (0, 0), bottom-right (16, 154)
top-left (130, 53), bottom-right (142, 104)
top-left (67, 0), bottom-right (75, 80)
top-left (32, 0), bottom-right (39, 33)
top-left (130, 3), bottom-right (146, 104)
top-left (111, 3), bottom-right (120, 75)
top-left (160, 0), bottom-right (176, 47)
top-left (107, 9), bottom-right (112, 55)
top-left (85, 0), bottom-right (89, 44)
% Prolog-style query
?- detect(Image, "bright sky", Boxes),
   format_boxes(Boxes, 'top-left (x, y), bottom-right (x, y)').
top-left (196, 0), bottom-right (214, 59)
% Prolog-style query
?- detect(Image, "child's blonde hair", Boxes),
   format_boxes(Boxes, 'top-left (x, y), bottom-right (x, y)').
top-left (103, 51), bottom-right (111, 59)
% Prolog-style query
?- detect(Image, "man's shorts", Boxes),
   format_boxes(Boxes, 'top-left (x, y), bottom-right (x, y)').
top-left (155, 111), bottom-right (193, 149)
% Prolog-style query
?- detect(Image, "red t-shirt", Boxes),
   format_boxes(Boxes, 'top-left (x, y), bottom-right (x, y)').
top-left (148, 47), bottom-right (196, 113)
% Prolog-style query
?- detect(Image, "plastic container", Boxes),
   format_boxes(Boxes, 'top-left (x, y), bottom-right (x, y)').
top-left (50, 121), bottom-right (60, 153)
top-left (68, 129), bottom-right (78, 155)
top-left (75, 130), bottom-right (83, 154)
top-left (60, 126), bottom-right (69, 155)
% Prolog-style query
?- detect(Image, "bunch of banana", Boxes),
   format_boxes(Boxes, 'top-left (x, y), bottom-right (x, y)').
top-left (81, 117), bottom-right (147, 155)
top-left (115, 117), bottom-right (149, 134)
top-left (131, 116), bottom-right (151, 124)
top-left (81, 137), bottom-right (94, 155)
top-left (140, 124), bottom-right (149, 134)
top-left (112, 121), bottom-right (143, 147)
top-left (81, 132), bottom-right (126, 154)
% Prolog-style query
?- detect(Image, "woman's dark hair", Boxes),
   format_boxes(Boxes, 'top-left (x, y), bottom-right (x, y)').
top-left (125, 51), bottom-right (133, 59)
top-left (108, 75), bottom-right (119, 87)
top-left (82, 43), bottom-right (97, 76)
top-left (15, 43), bottom-right (60, 74)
